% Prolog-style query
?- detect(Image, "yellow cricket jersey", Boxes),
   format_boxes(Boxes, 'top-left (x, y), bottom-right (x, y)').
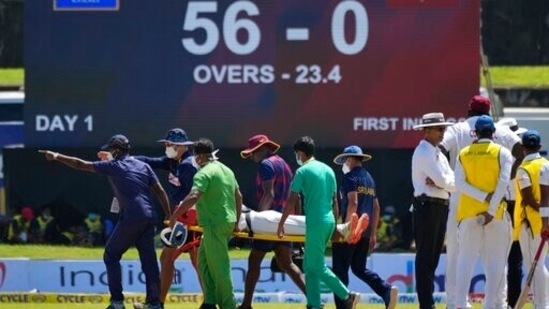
top-left (36, 216), bottom-right (53, 234)
top-left (514, 157), bottom-right (547, 238)
top-left (7, 215), bottom-right (30, 239)
top-left (457, 142), bottom-right (506, 221)
top-left (85, 218), bottom-right (103, 234)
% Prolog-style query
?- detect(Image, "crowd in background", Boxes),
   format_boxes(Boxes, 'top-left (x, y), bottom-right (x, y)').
top-left (0, 200), bottom-right (406, 252)
top-left (0, 202), bottom-right (116, 247)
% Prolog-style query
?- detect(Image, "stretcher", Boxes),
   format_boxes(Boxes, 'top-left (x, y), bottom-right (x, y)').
top-left (187, 225), bottom-right (307, 242)
top-left (186, 213), bottom-right (368, 244)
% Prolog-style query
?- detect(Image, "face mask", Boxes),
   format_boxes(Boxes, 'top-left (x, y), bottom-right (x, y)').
top-left (191, 156), bottom-right (201, 171)
top-left (98, 151), bottom-right (114, 161)
top-left (102, 151), bottom-right (114, 161)
top-left (383, 215), bottom-right (392, 221)
top-left (342, 163), bottom-right (351, 174)
top-left (165, 146), bottom-right (178, 159)
top-left (295, 154), bottom-right (303, 166)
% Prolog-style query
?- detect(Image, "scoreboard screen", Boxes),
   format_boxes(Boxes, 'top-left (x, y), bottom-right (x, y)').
top-left (25, 0), bottom-right (478, 148)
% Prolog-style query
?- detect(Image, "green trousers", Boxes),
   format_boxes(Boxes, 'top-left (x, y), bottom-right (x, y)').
top-left (198, 222), bottom-right (236, 309)
top-left (304, 221), bottom-right (350, 308)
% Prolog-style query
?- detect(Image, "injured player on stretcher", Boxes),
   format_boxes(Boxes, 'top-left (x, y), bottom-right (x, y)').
top-left (162, 207), bottom-right (369, 248)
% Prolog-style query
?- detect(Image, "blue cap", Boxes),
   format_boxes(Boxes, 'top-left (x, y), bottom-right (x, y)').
top-left (333, 145), bottom-right (372, 165)
top-left (522, 130), bottom-right (541, 148)
top-left (157, 128), bottom-right (194, 146)
top-left (101, 134), bottom-right (130, 151)
top-left (474, 115), bottom-right (495, 132)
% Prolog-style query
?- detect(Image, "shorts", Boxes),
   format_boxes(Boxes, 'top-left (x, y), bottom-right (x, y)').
top-left (251, 239), bottom-right (292, 252)
top-left (179, 230), bottom-right (201, 253)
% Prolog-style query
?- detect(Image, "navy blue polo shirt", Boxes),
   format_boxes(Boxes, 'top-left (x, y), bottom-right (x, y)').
top-left (93, 155), bottom-right (160, 220)
top-left (135, 151), bottom-right (196, 204)
top-left (339, 166), bottom-right (376, 223)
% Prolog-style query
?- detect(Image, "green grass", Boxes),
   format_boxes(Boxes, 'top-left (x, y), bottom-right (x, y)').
top-left (0, 68), bottom-right (24, 85)
top-left (1, 66), bottom-right (549, 88)
top-left (481, 66), bottom-right (549, 88)
top-left (0, 300), bottom-right (507, 309)
top-left (0, 304), bottom-right (406, 309)
top-left (0, 244), bottom-right (256, 260)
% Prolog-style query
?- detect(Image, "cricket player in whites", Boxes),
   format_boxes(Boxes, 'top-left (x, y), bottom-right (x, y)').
top-left (514, 130), bottom-right (549, 309)
top-left (439, 96), bottom-right (523, 309)
top-left (454, 116), bottom-right (513, 309)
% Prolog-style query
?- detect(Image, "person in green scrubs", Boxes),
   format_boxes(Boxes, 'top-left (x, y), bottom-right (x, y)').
top-left (171, 138), bottom-right (242, 309)
top-left (277, 136), bottom-right (360, 309)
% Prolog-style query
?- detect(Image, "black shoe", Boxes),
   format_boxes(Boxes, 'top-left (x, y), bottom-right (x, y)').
top-left (133, 303), bottom-right (163, 309)
top-left (343, 292), bottom-right (361, 309)
top-left (199, 303), bottom-right (217, 309)
top-left (106, 302), bottom-right (126, 309)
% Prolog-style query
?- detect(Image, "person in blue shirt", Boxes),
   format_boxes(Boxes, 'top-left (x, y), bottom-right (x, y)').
top-left (134, 128), bottom-right (202, 308)
top-left (40, 134), bottom-right (171, 309)
top-left (332, 145), bottom-right (398, 309)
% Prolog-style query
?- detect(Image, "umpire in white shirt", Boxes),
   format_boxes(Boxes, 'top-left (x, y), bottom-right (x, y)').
top-left (411, 112), bottom-right (456, 309)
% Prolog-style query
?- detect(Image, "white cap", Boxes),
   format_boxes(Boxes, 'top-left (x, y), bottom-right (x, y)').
top-left (496, 117), bottom-right (527, 135)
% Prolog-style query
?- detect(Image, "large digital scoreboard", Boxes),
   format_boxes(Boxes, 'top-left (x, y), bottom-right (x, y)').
top-left (25, 0), bottom-right (478, 148)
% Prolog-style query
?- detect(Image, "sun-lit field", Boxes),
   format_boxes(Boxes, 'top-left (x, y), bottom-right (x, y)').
top-left (3, 303), bottom-right (535, 309)
top-left (2, 67), bottom-right (549, 87)
top-left (0, 304), bottom-right (460, 309)
top-left (0, 244), bottom-right (258, 260)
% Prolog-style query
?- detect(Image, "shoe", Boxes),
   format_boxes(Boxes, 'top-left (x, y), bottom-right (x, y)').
top-left (306, 304), bottom-right (325, 309)
top-left (106, 301), bottom-right (126, 309)
top-left (347, 214), bottom-right (359, 243)
top-left (133, 303), bottom-right (163, 309)
top-left (350, 214), bottom-right (369, 244)
top-left (343, 292), bottom-right (361, 309)
top-left (199, 303), bottom-right (218, 309)
top-left (383, 286), bottom-right (398, 309)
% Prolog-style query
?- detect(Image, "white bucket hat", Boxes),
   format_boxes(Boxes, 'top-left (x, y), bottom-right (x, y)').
top-left (497, 117), bottom-right (527, 135)
top-left (413, 112), bottom-right (454, 130)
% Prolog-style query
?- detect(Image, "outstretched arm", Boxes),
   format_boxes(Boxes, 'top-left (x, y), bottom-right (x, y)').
top-left (39, 150), bottom-right (95, 173)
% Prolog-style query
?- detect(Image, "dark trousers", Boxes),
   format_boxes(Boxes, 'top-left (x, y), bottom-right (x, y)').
top-left (506, 201), bottom-right (523, 308)
top-left (332, 235), bottom-right (391, 309)
top-left (412, 200), bottom-right (448, 309)
top-left (104, 217), bottom-right (160, 304)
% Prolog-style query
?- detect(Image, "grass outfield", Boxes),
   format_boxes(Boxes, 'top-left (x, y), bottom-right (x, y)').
top-left (1, 67), bottom-right (549, 88)
top-left (3, 303), bottom-right (535, 309)
top-left (482, 66), bottom-right (549, 88)
top-left (0, 244), bottom-right (259, 260)
top-left (0, 304), bottom-right (474, 309)
top-left (0, 68), bottom-right (23, 85)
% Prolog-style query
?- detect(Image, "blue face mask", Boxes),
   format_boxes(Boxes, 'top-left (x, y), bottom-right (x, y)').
top-left (88, 213), bottom-right (98, 221)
